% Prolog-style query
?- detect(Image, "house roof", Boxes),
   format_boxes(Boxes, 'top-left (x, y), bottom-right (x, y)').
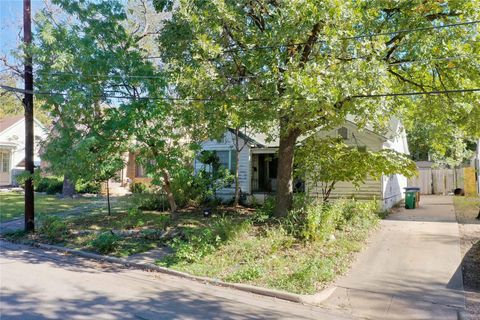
top-left (0, 115), bottom-right (23, 134)
top-left (227, 128), bottom-right (280, 148)
top-left (229, 119), bottom-right (389, 149)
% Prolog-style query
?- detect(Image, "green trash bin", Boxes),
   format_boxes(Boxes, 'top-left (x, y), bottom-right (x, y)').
top-left (405, 191), bottom-right (416, 209)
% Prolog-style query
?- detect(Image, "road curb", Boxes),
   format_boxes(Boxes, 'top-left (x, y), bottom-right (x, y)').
top-left (28, 241), bottom-right (335, 305)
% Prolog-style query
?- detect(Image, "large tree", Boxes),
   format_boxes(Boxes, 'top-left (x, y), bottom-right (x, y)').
top-left (32, 0), bottom-right (189, 211)
top-left (156, 0), bottom-right (480, 216)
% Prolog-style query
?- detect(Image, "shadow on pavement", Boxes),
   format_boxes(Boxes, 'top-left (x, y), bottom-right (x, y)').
top-left (0, 241), bottom-right (125, 275)
top-left (0, 286), bottom-right (291, 320)
top-left (1, 241), bottom-right (340, 320)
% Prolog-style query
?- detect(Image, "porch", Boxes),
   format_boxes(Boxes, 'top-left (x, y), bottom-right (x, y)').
top-left (251, 152), bottom-right (278, 194)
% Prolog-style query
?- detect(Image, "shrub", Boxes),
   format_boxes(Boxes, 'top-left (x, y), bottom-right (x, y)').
top-left (283, 199), bottom-right (380, 242)
top-left (130, 182), bottom-right (148, 194)
top-left (90, 232), bottom-right (121, 254)
top-left (38, 215), bottom-right (69, 242)
top-left (167, 218), bottom-right (251, 263)
top-left (35, 177), bottom-right (52, 192)
top-left (45, 181), bottom-right (64, 195)
top-left (212, 217), bottom-right (251, 242)
top-left (251, 196), bottom-right (276, 223)
top-left (170, 168), bottom-right (199, 207)
top-left (75, 179), bottom-right (101, 194)
top-left (122, 207), bottom-right (145, 229)
top-left (28, 176), bottom-right (64, 194)
top-left (225, 265), bottom-right (262, 282)
top-left (131, 192), bottom-right (169, 211)
top-left (34, 177), bottom-right (63, 194)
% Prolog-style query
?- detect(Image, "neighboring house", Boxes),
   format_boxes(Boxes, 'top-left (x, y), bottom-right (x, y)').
top-left (0, 115), bottom-right (47, 186)
top-left (195, 118), bottom-right (410, 209)
top-left (125, 152), bottom-right (152, 186)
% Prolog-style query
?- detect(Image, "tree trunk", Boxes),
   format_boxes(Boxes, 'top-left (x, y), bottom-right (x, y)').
top-left (162, 170), bottom-right (177, 212)
top-left (106, 179), bottom-right (111, 215)
top-left (274, 125), bottom-right (299, 217)
top-left (62, 175), bottom-right (75, 198)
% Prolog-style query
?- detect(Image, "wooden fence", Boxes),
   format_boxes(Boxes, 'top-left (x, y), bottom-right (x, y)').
top-left (408, 167), bottom-right (477, 195)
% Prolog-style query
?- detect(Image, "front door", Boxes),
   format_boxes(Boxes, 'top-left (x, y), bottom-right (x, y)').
top-left (255, 154), bottom-right (278, 192)
top-left (0, 150), bottom-right (11, 186)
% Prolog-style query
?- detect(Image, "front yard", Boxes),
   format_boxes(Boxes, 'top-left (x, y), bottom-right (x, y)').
top-left (0, 192), bottom-right (100, 222)
top-left (4, 193), bottom-right (383, 295)
top-left (453, 196), bottom-right (480, 319)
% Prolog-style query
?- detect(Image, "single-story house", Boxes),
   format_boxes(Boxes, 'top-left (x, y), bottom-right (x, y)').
top-left (0, 115), bottom-right (47, 186)
top-left (195, 118), bottom-right (410, 209)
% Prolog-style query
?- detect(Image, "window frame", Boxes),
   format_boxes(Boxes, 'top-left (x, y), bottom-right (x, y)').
top-left (0, 151), bottom-right (11, 173)
top-left (207, 149), bottom-right (237, 175)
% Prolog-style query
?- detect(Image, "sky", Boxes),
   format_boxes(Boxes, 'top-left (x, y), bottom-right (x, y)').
top-left (0, 0), bottom-right (43, 61)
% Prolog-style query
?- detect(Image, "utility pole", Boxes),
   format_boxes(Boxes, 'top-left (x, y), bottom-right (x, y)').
top-left (24, 0), bottom-right (34, 232)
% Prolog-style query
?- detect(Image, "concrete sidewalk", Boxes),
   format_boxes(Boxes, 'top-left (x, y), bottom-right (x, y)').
top-left (322, 195), bottom-right (465, 319)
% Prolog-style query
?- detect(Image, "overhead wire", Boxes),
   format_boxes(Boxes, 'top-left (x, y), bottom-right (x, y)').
top-left (1, 84), bottom-right (479, 103)
top-left (222, 20), bottom-right (480, 53)
top-left (17, 55), bottom-right (477, 81)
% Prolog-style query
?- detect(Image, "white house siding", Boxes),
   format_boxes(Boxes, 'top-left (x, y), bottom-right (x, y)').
top-left (381, 119), bottom-right (409, 208)
top-left (0, 118), bottom-right (47, 186)
top-left (308, 122), bottom-right (386, 203)
top-left (194, 131), bottom-right (251, 200)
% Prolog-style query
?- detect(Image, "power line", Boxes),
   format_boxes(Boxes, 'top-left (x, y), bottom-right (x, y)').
top-left (25, 55), bottom-right (478, 81)
top-left (388, 56), bottom-right (473, 65)
top-left (346, 20), bottom-right (480, 40)
top-left (351, 88), bottom-right (480, 98)
top-left (223, 20), bottom-right (480, 53)
top-left (2, 84), bottom-right (479, 102)
top-left (62, 20), bottom-right (480, 57)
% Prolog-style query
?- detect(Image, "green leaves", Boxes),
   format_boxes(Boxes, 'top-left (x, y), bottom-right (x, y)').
top-left (296, 136), bottom-right (417, 200)
top-left (160, 0), bottom-right (479, 140)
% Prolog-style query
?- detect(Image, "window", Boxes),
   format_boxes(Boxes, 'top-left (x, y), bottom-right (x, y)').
top-left (338, 127), bottom-right (349, 140)
top-left (0, 152), bottom-right (10, 173)
top-left (214, 150), bottom-right (237, 174)
top-left (135, 164), bottom-right (145, 177)
top-left (216, 151), bottom-right (230, 170)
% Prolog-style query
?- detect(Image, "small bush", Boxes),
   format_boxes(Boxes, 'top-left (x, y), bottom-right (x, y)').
top-left (283, 199), bottom-right (380, 242)
top-left (122, 207), bottom-right (145, 229)
top-left (46, 182), bottom-right (64, 195)
top-left (35, 176), bottom-right (63, 194)
top-left (251, 196), bottom-right (276, 223)
top-left (131, 193), bottom-right (169, 211)
top-left (170, 168), bottom-right (199, 207)
top-left (130, 182), bottom-right (148, 194)
top-left (212, 217), bottom-right (251, 242)
top-left (38, 215), bottom-right (69, 242)
top-left (75, 179), bottom-right (101, 194)
top-left (90, 232), bottom-right (121, 254)
top-left (166, 218), bottom-right (251, 263)
top-left (225, 265), bottom-right (262, 282)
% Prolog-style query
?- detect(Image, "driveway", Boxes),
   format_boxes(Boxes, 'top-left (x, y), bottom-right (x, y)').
top-left (0, 240), bottom-right (351, 320)
top-left (322, 195), bottom-right (465, 319)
